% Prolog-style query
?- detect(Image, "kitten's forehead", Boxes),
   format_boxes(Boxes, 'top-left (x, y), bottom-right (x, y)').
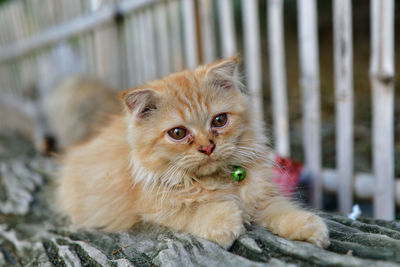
top-left (161, 71), bottom-right (232, 121)
top-left (142, 67), bottom-right (246, 129)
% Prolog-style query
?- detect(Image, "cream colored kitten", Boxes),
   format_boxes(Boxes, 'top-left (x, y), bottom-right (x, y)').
top-left (57, 57), bottom-right (330, 248)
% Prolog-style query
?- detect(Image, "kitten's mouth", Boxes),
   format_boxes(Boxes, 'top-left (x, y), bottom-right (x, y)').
top-left (197, 155), bottom-right (218, 166)
top-left (193, 158), bottom-right (222, 177)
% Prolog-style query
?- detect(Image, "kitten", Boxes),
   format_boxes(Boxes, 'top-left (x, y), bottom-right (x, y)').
top-left (56, 57), bottom-right (330, 248)
top-left (38, 75), bottom-right (121, 153)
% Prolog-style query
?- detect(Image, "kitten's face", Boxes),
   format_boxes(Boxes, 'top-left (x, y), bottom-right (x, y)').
top-left (122, 58), bottom-right (255, 187)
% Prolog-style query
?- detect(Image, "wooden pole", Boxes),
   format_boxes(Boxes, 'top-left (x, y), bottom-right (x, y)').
top-left (217, 0), bottom-right (236, 58)
top-left (154, 2), bottom-right (171, 77)
top-left (132, 14), bottom-right (144, 85)
top-left (297, 0), bottom-right (322, 209)
top-left (370, 0), bottom-right (395, 220)
top-left (267, 0), bottom-right (290, 158)
top-left (182, 0), bottom-right (198, 69)
top-left (333, 0), bottom-right (354, 214)
top-left (143, 7), bottom-right (157, 81)
top-left (168, 0), bottom-right (184, 72)
top-left (124, 16), bottom-right (137, 87)
top-left (242, 0), bottom-right (264, 124)
top-left (138, 11), bottom-right (151, 81)
top-left (116, 7), bottom-right (129, 89)
top-left (198, 0), bottom-right (216, 64)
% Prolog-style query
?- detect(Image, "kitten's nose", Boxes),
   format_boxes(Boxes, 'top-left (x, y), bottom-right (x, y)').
top-left (199, 141), bottom-right (215, 156)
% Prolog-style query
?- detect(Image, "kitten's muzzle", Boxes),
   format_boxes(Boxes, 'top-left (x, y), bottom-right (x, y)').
top-left (198, 140), bottom-right (215, 156)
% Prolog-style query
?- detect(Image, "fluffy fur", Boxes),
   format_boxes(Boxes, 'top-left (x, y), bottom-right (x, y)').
top-left (39, 75), bottom-right (121, 153)
top-left (57, 57), bottom-right (330, 248)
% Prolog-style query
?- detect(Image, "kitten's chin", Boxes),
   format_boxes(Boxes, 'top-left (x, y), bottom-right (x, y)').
top-left (194, 161), bottom-right (222, 177)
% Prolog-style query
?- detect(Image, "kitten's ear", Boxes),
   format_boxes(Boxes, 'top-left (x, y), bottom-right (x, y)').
top-left (119, 88), bottom-right (159, 120)
top-left (206, 56), bottom-right (240, 90)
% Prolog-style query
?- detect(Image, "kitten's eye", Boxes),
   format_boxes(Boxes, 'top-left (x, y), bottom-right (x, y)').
top-left (212, 113), bottom-right (228, 128)
top-left (167, 127), bottom-right (187, 140)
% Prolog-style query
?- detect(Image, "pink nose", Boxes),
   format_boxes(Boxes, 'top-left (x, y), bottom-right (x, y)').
top-left (199, 143), bottom-right (215, 156)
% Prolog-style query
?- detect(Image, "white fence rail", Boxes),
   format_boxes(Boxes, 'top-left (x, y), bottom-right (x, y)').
top-left (0, 0), bottom-right (396, 219)
top-left (297, 0), bottom-right (322, 209)
top-left (370, 0), bottom-right (395, 220)
top-left (333, 0), bottom-right (354, 215)
top-left (268, 0), bottom-right (289, 159)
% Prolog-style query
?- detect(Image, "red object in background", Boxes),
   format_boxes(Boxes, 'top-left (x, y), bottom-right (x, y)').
top-left (272, 156), bottom-right (303, 197)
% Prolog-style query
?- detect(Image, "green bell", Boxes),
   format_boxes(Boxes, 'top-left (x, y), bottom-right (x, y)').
top-left (231, 166), bottom-right (246, 181)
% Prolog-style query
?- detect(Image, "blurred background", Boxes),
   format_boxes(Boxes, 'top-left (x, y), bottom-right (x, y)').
top-left (0, 0), bottom-right (399, 219)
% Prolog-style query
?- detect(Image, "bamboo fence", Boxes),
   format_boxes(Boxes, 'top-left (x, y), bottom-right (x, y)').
top-left (0, 0), bottom-right (397, 219)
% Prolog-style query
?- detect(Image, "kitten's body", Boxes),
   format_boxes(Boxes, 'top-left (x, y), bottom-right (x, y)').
top-left (57, 58), bottom-right (329, 248)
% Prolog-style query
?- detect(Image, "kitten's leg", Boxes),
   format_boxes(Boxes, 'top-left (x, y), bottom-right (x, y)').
top-left (255, 195), bottom-right (330, 248)
top-left (156, 201), bottom-right (245, 248)
top-left (242, 164), bottom-right (329, 248)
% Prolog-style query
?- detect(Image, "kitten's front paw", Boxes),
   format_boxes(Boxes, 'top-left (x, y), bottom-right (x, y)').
top-left (262, 210), bottom-right (330, 248)
top-left (299, 214), bottom-right (330, 248)
top-left (193, 201), bottom-right (245, 249)
top-left (207, 218), bottom-right (245, 249)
